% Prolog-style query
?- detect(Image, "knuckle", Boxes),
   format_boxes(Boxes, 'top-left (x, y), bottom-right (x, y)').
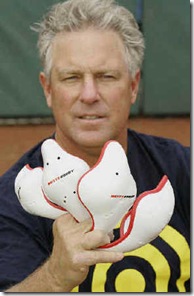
top-left (93, 229), bottom-right (110, 245)
top-left (71, 253), bottom-right (80, 266)
top-left (93, 229), bottom-right (103, 242)
top-left (71, 252), bottom-right (88, 271)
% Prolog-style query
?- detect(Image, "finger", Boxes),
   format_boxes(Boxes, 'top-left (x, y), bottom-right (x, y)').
top-left (53, 213), bottom-right (76, 234)
top-left (82, 229), bottom-right (111, 250)
top-left (54, 213), bottom-right (93, 233)
top-left (91, 250), bottom-right (124, 265)
top-left (108, 230), bottom-right (114, 242)
top-left (54, 212), bottom-right (75, 225)
top-left (75, 249), bottom-right (124, 266)
top-left (78, 217), bottom-right (93, 233)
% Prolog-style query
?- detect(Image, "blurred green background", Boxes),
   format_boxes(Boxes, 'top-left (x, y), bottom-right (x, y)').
top-left (0, 0), bottom-right (190, 119)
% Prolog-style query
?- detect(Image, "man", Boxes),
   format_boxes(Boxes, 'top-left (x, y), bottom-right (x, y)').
top-left (0, 0), bottom-right (190, 292)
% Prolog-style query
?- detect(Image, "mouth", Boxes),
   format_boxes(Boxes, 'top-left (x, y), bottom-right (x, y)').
top-left (79, 115), bottom-right (103, 120)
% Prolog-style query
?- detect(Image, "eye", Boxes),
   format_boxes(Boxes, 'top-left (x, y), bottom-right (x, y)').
top-left (97, 73), bottom-right (116, 81)
top-left (104, 75), bottom-right (115, 79)
top-left (63, 75), bottom-right (80, 82)
top-left (66, 76), bottom-right (77, 80)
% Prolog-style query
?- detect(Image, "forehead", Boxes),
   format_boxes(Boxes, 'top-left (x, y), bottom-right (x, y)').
top-left (51, 28), bottom-right (128, 71)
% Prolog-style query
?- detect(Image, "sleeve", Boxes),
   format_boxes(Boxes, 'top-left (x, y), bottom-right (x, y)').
top-left (0, 170), bottom-right (53, 291)
top-left (140, 133), bottom-right (190, 233)
top-left (172, 145), bottom-right (190, 230)
top-left (154, 139), bottom-right (190, 232)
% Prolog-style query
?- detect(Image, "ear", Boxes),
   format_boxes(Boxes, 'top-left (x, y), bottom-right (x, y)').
top-left (130, 70), bottom-right (141, 104)
top-left (39, 72), bottom-right (52, 108)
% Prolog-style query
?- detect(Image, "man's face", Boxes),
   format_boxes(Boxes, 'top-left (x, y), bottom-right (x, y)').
top-left (40, 29), bottom-right (140, 152)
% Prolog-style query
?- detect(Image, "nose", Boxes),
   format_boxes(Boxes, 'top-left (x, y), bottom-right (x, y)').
top-left (79, 77), bottom-right (99, 104)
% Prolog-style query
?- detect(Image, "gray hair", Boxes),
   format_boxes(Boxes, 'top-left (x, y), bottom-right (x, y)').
top-left (33, 0), bottom-right (145, 78)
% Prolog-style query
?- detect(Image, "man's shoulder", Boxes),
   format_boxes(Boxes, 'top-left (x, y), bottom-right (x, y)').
top-left (0, 136), bottom-right (52, 182)
top-left (127, 128), bottom-right (190, 189)
top-left (127, 129), bottom-right (190, 229)
top-left (0, 135), bottom-right (54, 226)
top-left (127, 128), bottom-right (190, 160)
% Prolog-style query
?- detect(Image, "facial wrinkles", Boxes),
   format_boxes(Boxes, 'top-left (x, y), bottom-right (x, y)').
top-left (48, 30), bottom-right (133, 145)
top-left (51, 70), bottom-right (129, 127)
top-left (52, 29), bottom-right (128, 71)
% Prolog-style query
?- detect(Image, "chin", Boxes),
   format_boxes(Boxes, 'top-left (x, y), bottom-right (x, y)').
top-left (76, 132), bottom-right (112, 149)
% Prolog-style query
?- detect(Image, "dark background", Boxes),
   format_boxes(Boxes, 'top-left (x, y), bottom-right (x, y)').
top-left (0, 0), bottom-right (190, 175)
top-left (0, 0), bottom-right (190, 118)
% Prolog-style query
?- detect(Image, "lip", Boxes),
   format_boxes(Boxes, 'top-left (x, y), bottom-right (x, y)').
top-left (75, 115), bottom-right (107, 126)
top-left (78, 115), bottom-right (104, 120)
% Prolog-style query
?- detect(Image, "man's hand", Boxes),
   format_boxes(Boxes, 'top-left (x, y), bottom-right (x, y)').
top-left (6, 213), bottom-right (123, 292)
top-left (46, 213), bottom-right (124, 291)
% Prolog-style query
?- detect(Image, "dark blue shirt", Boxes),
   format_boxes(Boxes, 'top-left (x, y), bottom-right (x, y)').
top-left (0, 129), bottom-right (190, 292)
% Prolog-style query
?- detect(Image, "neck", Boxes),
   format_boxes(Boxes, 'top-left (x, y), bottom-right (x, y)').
top-left (54, 131), bottom-right (128, 168)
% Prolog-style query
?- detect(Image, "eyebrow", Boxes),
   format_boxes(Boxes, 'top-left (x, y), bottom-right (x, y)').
top-left (55, 67), bottom-right (121, 78)
top-left (56, 68), bottom-right (82, 77)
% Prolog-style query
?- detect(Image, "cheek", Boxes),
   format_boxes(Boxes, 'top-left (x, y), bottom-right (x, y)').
top-left (51, 86), bottom-right (71, 110)
top-left (109, 87), bottom-right (132, 113)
